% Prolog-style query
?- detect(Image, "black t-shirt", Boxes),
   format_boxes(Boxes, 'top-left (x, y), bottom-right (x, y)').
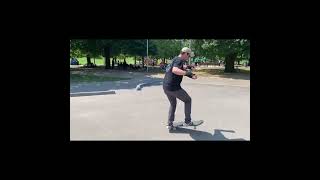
top-left (163, 56), bottom-right (185, 91)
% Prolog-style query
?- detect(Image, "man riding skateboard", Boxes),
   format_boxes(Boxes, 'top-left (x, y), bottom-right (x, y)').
top-left (163, 47), bottom-right (198, 130)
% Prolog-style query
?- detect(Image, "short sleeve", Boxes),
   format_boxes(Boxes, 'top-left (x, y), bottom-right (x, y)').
top-left (173, 59), bottom-right (183, 68)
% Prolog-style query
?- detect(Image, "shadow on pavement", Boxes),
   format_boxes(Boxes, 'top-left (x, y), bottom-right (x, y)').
top-left (217, 73), bottom-right (250, 80)
top-left (169, 128), bottom-right (247, 141)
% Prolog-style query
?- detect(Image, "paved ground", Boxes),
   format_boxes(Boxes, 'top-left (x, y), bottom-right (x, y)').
top-left (70, 71), bottom-right (250, 141)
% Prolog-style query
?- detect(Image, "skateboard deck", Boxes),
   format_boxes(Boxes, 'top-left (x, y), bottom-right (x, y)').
top-left (172, 120), bottom-right (204, 130)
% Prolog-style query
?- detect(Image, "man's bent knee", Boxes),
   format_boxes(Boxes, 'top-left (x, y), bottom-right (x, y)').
top-left (185, 97), bottom-right (191, 103)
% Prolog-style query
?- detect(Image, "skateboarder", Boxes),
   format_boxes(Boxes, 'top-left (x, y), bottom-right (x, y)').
top-left (163, 47), bottom-right (197, 130)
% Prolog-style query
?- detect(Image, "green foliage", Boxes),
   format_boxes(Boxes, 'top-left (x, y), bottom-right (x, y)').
top-left (152, 39), bottom-right (181, 59)
top-left (70, 39), bottom-right (250, 69)
top-left (70, 39), bottom-right (86, 58)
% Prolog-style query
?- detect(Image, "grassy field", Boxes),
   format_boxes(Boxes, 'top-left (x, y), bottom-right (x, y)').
top-left (72, 57), bottom-right (138, 65)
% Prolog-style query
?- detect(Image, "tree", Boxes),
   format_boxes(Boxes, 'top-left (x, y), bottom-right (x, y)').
top-left (222, 39), bottom-right (250, 72)
top-left (87, 39), bottom-right (99, 66)
top-left (70, 39), bottom-right (103, 67)
top-left (70, 39), bottom-right (86, 58)
top-left (152, 39), bottom-right (181, 63)
top-left (198, 39), bottom-right (250, 72)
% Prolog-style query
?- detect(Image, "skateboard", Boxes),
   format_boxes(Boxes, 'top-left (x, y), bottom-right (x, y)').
top-left (171, 120), bottom-right (204, 130)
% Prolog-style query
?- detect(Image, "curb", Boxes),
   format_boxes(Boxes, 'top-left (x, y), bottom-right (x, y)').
top-left (70, 90), bottom-right (116, 97)
top-left (136, 81), bottom-right (162, 91)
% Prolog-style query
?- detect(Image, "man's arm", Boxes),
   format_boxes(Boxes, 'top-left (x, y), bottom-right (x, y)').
top-left (172, 67), bottom-right (187, 76)
top-left (172, 66), bottom-right (194, 76)
top-left (185, 65), bottom-right (195, 69)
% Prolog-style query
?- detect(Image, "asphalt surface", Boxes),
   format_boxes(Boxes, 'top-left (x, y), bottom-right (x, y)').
top-left (70, 74), bottom-right (250, 141)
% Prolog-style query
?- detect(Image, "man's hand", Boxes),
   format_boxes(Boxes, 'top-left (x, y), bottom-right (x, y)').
top-left (187, 65), bottom-right (195, 70)
top-left (185, 69), bottom-right (197, 79)
top-left (185, 69), bottom-right (193, 78)
top-left (183, 64), bottom-right (188, 70)
top-left (183, 64), bottom-right (195, 70)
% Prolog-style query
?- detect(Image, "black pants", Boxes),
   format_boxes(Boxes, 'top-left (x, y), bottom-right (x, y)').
top-left (163, 87), bottom-right (192, 125)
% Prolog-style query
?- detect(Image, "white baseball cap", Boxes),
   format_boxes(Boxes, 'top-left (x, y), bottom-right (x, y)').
top-left (181, 47), bottom-right (195, 57)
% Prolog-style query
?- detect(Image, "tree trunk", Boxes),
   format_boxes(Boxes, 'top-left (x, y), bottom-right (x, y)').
top-left (134, 56), bottom-right (136, 65)
top-left (112, 57), bottom-right (114, 69)
top-left (124, 57), bottom-right (127, 70)
top-left (86, 54), bottom-right (92, 65)
top-left (104, 47), bottom-right (110, 69)
top-left (224, 53), bottom-right (236, 73)
top-left (142, 56), bottom-right (144, 68)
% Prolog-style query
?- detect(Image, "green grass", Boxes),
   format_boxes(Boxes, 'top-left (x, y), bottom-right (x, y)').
top-left (238, 68), bottom-right (250, 74)
top-left (70, 73), bottom-right (131, 83)
top-left (72, 57), bottom-right (138, 66)
top-left (75, 57), bottom-right (104, 65)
